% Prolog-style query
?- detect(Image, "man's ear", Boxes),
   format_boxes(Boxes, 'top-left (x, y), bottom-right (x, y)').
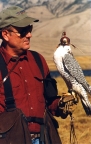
top-left (2, 30), bottom-right (9, 41)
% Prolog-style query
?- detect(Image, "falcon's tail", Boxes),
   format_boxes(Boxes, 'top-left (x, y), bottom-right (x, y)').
top-left (81, 99), bottom-right (91, 115)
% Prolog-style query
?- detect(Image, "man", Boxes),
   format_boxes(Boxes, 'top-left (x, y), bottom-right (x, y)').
top-left (0, 6), bottom-right (74, 144)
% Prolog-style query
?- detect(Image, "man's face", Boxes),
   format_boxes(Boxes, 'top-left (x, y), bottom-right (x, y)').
top-left (2, 25), bottom-right (33, 56)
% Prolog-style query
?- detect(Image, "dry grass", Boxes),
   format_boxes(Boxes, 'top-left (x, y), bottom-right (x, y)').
top-left (54, 75), bottom-right (91, 144)
top-left (46, 55), bottom-right (91, 144)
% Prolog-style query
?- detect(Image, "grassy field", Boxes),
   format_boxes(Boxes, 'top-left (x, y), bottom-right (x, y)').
top-left (55, 76), bottom-right (91, 144)
top-left (47, 56), bottom-right (91, 144)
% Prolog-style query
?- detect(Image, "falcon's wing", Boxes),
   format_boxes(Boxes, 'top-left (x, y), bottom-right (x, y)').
top-left (63, 53), bottom-right (88, 89)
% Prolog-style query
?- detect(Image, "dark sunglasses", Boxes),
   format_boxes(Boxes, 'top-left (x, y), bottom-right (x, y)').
top-left (8, 25), bottom-right (33, 37)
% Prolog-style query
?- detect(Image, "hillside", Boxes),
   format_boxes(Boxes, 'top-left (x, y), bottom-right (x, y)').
top-left (0, 0), bottom-right (91, 60)
top-left (29, 7), bottom-right (91, 60)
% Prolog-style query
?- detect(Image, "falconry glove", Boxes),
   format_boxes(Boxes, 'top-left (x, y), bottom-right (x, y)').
top-left (58, 92), bottom-right (79, 115)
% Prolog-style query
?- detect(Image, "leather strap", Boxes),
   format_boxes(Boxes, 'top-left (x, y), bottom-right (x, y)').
top-left (0, 53), bottom-right (16, 110)
top-left (26, 116), bottom-right (44, 124)
top-left (30, 50), bottom-right (44, 78)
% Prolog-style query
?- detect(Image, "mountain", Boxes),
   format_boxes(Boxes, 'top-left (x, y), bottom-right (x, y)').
top-left (0, 0), bottom-right (90, 16)
top-left (0, 0), bottom-right (91, 59)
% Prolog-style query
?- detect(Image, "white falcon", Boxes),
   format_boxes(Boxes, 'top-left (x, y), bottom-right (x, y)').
top-left (53, 32), bottom-right (91, 115)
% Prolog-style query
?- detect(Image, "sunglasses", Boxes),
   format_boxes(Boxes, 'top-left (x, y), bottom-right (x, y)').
top-left (8, 25), bottom-right (33, 37)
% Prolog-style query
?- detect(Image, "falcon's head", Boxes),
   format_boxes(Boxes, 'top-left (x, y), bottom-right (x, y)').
top-left (60, 32), bottom-right (70, 46)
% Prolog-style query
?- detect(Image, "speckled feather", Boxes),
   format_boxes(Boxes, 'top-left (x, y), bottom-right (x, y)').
top-left (63, 53), bottom-right (91, 93)
top-left (53, 45), bottom-right (91, 115)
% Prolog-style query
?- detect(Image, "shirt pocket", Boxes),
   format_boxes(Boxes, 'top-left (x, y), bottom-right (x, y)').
top-left (35, 78), bottom-right (45, 103)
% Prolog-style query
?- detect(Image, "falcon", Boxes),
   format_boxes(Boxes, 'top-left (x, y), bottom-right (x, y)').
top-left (53, 32), bottom-right (91, 115)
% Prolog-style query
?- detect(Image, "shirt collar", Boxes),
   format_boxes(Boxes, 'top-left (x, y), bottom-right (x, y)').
top-left (0, 46), bottom-right (28, 65)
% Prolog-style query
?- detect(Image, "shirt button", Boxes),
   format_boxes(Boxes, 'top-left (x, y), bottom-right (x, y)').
top-left (31, 107), bottom-right (33, 109)
top-left (20, 67), bottom-right (22, 69)
top-left (28, 93), bottom-right (30, 96)
top-left (25, 80), bottom-right (27, 82)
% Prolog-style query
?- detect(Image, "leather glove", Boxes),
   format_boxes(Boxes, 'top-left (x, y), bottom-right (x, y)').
top-left (58, 92), bottom-right (79, 115)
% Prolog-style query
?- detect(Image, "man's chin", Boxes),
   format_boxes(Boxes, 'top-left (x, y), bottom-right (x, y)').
top-left (22, 47), bottom-right (30, 51)
top-left (25, 45), bottom-right (30, 49)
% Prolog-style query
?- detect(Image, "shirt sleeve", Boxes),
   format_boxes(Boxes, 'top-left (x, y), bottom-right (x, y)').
top-left (48, 98), bottom-right (60, 115)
